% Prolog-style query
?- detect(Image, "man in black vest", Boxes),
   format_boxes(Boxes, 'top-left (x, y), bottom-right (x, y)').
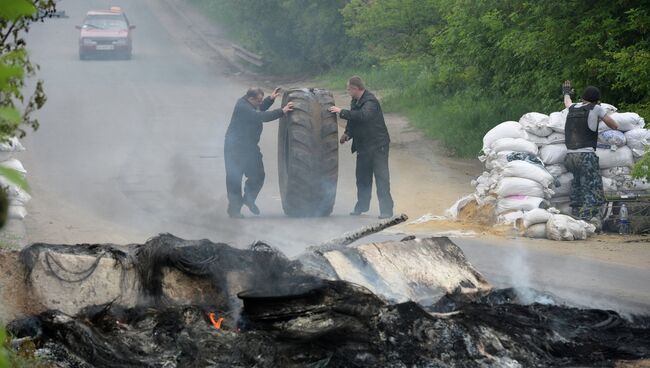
top-left (329, 76), bottom-right (394, 219)
top-left (562, 81), bottom-right (618, 225)
top-left (224, 87), bottom-right (293, 218)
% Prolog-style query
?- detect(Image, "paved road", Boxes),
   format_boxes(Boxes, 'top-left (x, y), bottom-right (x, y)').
top-left (22, 0), bottom-right (378, 255)
top-left (20, 0), bottom-right (649, 315)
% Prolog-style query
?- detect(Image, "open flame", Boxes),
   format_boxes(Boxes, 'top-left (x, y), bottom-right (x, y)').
top-left (208, 312), bottom-right (224, 330)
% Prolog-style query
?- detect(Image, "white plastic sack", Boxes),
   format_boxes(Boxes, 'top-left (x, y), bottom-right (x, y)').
top-left (0, 137), bottom-right (25, 162)
top-left (519, 112), bottom-right (552, 137)
top-left (445, 194), bottom-right (476, 220)
top-left (596, 146), bottom-right (634, 169)
top-left (625, 129), bottom-right (650, 157)
top-left (484, 151), bottom-right (513, 170)
top-left (597, 130), bottom-right (626, 147)
top-left (483, 121), bottom-right (528, 152)
top-left (501, 160), bottom-right (555, 188)
top-left (546, 164), bottom-right (567, 177)
top-left (8, 205), bottom-right (27, 220)
top-left (601, 166), bottom-right (631, 178)
top-left (497, 210), bottom-right (525, 226)
top-left (600, 103), bottom-right (618, 115)
top-left (490, 138), bottom-right (538, 156)
top-left (619, 177), bottom-right (650, 191)
top-left (553, 172), bottom-right (574, 197)
top-left (522, 208), bottom-right (556, 228)
top-left (609, 112), bottom-right (645, 132)
top-left (493, 177), bottom-right (548, 198)
top-left (546, 214), bottom-right (595, 241)
top-left (545, 132), bottom-right (566, 145)
top-left (602, 176), bottom-right (617, 192)
top-left (548, 110), bottom-right (568, 133)
top-left (496, 195), bottom-right (545, 214)
top-left (0, 158), bottom-right (27, 178)
top-left (525, 223), bottom-right (548, 239)
top-left (472, 171), bottom-right (501, 196)
top-left (539, 144), bottom-right (568, 165)
top-left (527, 133), bottom-right (550, 146)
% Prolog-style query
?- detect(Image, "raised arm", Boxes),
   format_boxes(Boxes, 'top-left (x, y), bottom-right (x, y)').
top-left (562, 80), bottom-right (574, 109)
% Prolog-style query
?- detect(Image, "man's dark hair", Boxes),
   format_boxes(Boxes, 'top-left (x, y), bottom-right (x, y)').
top-left (582, 86), bottom-right (601, 103)
top-left (245, 87), bottom-right (264, 99)
top-left (348, 76), bottom-right (365, 90)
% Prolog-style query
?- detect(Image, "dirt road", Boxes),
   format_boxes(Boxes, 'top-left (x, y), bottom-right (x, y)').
top-left (16, 0), bottom-right (649, 313)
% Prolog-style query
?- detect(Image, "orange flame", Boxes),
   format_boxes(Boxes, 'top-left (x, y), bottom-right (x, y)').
top-left (208, 312), bottom-right (224, 330)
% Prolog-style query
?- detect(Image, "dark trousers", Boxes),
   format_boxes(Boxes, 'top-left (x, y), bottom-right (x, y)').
top-left (564, 152), bottom-right (605, 220)
top-left (354, 145), bottom-right (394, 215)
top-left (224, 145), bottom-right (265, 215)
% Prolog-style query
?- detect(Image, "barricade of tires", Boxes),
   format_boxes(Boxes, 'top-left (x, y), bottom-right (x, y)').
top-left (447, 103), bottom-right (647, 240)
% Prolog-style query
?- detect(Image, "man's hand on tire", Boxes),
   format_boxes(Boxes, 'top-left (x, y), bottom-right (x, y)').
top-left (282, 102), bottom-right (294, 114)
top-left (271, 87), bottom-right (282, 100)
top-left (329, 106), bottom-right (342, 114)
top-left (340, 133), bottom-right (350, 144)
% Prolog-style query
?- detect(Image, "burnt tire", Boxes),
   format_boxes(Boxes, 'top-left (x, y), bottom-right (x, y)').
top-left (278, 88), bottom-right (338, 217)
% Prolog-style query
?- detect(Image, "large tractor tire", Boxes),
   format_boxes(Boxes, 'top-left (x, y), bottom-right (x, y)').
top-left (278, 88), bottom-right (338, 217)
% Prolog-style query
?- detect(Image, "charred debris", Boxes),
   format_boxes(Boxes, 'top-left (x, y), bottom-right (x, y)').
top-left (6, 231), bottom-right (650, 367)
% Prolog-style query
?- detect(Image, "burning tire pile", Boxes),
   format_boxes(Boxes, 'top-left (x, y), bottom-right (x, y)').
top-left (3, 234), bottom-right (650, 367)
top-left (446, 104), bottom-right (648, 240)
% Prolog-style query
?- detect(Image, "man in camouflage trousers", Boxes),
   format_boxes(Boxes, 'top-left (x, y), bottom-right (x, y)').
top-left (562, 81), bottom-right (618, 226)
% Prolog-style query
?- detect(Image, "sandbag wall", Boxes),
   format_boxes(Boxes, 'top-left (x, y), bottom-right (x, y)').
top-left (0, 137), bottom-right (30, 225)
top-left (447, 103), bottom-right (647, 240)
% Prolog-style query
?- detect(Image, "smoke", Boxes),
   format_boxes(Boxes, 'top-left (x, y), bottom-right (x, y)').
top-left (504, 244), bottom-right (555, 305)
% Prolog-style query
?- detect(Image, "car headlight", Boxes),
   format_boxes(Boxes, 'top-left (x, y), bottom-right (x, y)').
top-left (114, 38), bottom-right (128, 46)
top-left (82, 38), bottom-right (96, 45)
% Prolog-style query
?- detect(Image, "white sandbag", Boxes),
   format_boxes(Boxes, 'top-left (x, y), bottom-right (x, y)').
top-left (493, 177), bottom-right (548, 198)
top-left (597, 130), bottom-right (626, 147)
top-left (548, 110), bottom-right (568, 133)
top-left (527, 133), bottom-right (550, 146)
top-left (0, 137), bottom-right (25, 161)
top-left (445, 194), bottom-right (476, 220)
top-left (602, 177), bottom-right (617, 192)
top-left (601, 166), bottom-right (631, 178)
top-left (497, 210), bottom-right (525, 226)
top-left (625, 129), bottom-right (650, 157)
top-left (596, 146), bottom-right (634, 168)
top-left (600, 103), bottom-right (618, 115)
top-left (501, 160), bottom-right (555, 188)
top-left (472, 171), bottom-right (501, 196)
top-left (519, 112), bottom-right (552, 137)
top-left (483, 121), bottom-right (528, 152)
top-left (0, 158), bottom-right (27, 178)
top-left (496, 195), bottom-right (545, 214)
top-left (609, 112), bottom-right (645, 132)
top-left (522, 208), bottom-right (555, 228)
top-left (490, 138), bottom-right (538, 156)
top-left (553, 172), bottom-right (574, 197)
top-left (546, 214), bottom-right (595, 241)
top-left (525, 223), bottom-right (548, 239)
top-left (484, 151), bottom-right (513, 170)
top-left (619, 176), bottom-right (650, 191)
top-left (8, 205), bottom-right (27, 220)
top-left (545, 132), bottom-right (566, 145)
top-left (539, 144), bottom-right (568, 165)
top-left (546, 164), bottom-right (567, 177)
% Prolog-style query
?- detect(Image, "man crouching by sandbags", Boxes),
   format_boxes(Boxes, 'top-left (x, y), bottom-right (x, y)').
top-left (562, 81), bottom-right (618, 229)
top-left (224, 87), bottom-right (293, 218)
top-left (329, 76), bottom-right (394, 219)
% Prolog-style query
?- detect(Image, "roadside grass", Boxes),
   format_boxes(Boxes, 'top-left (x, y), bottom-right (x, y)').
top-left (317, 64), bottom-right (536, 158)
top-left (1, 327), bottom-right (44, 368)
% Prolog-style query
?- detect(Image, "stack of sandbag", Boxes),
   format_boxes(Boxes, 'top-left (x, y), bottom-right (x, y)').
top-left (0, 137), bottom-right (30, 220)
top-left (448, 104), bottom-right (647, 241)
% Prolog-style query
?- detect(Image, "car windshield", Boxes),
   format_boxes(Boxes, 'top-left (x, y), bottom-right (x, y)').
top-left (84, 15), bottom-right (127, 30)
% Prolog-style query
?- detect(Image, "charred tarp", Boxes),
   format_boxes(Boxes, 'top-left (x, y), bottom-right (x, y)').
top-left (7, 234), bottom-right (650, 367)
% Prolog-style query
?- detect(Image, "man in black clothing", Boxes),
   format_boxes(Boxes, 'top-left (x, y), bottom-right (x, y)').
top-left (224, 87), bottom-right (293, 218)
top-left (329, 76), bottom-right (394, 219)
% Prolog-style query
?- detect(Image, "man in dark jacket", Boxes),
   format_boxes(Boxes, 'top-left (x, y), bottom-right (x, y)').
top-left (224, 87), bottom-right (293, 218)
top-left (329, 76), bottom-right (394, 219)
